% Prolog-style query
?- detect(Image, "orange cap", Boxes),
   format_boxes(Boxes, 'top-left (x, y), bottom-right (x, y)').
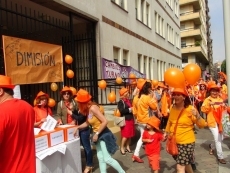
top-left (119, 87), bottom-right (128, 96)
top-left (35, 91), bottom-right (49, 100)
top-left (137, 78), bottom-right (146, 90)
top-left (60, 86), bottom-right (73, 95)
top-left (208, 83), bottom-right (220, 91)
top-left (76, 89), bottom-right (92, 103)
top-left (147, 116), bottom-right (160, 130)
top-left (0, 75), bottom-right (15, 89)
top-left (172, 87), bottom-right (188, 96)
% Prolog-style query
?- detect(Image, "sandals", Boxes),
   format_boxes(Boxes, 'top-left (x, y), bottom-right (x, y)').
top-left (125, 149), bottom-right (133, 154)
top-left (120, 149), bottom-right (126, 156)
top-left (218, 159), bottom-right (227, 164)
top-left (209, 144), bottom-right (214, 155)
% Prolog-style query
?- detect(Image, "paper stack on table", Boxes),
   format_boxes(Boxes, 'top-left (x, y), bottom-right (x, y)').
top-left (36, 143), bottom-right (67, 160)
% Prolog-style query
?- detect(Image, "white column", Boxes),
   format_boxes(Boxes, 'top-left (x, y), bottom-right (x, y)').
top-left (223, 0), bottom-right (230, 101)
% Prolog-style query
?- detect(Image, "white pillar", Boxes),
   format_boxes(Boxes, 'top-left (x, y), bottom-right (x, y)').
top-left (223, 0), bottom-right (230, 101)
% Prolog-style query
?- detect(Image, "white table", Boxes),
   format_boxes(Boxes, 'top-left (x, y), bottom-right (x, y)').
top-left (36, 138), bottom-right (82, 173)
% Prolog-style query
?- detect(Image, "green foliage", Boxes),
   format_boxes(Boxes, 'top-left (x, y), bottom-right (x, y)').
top-left (195, 41), bottom-right (200, 46)
top-left (221, 59), bottom-right (226, 73)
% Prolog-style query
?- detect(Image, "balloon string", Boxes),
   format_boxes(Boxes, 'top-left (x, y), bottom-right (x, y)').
top-left (185, 88), bottom-right (194, 107)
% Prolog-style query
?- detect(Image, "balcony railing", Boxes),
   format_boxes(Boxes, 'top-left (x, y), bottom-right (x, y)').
top-left (180, 10), bottom-right (200, 16)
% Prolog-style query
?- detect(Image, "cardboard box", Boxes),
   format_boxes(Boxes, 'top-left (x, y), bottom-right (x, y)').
top-left (35, 131), bottom-right (49, 153)
top-left (107, 120), bottom-right (115, 128)
top-left (58, 125), bottom-right (78, 142)
top-left (48, 128), bottom-right (65, 147)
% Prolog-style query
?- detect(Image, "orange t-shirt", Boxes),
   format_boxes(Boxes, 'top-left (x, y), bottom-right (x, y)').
top-left (34, 106), bottom-right (52, 127)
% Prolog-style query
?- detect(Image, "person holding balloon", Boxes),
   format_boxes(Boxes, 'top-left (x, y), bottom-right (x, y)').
top-left (201, 83), bottom-right (227, 164)
top-left (132, 80), bottom-right (158, 163)
top-left (73, 89), bottom-right (126, 173)
top-left (165, 87), bottom-right (207, 173)
top-left (34, 91), bottom-right (52, 127)
top-left (56, 86), bottom-right (77, 125)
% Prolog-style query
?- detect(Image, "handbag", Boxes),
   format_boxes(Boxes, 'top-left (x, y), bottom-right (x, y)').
top-left (114, 100), bottom-right (126, 127)
top-left (166, 108), bottom-right (184, 156)
top-left (114, 116), bottom-right (126, 127)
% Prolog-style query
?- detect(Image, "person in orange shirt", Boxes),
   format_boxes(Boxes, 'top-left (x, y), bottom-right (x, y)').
top-left (197, 82), bottom-right (207, 118)
top-left (142, 117), bottom-right (166, 173)
top-left (34, 91), bottom-right (52, 127)
top-left (73, 89), bottom-right (126, 173)
top-left (201, 83), bottom-right (226, 164)
top-left (132, 80), bottom-right (158, 163)
top-left (159, 86), bottom-right (171, 130)
top-left (165, 87), bottom-right (206, 173)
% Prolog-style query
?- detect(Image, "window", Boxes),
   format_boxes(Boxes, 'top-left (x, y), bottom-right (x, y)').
top-left (138, 54), bottom-right (142, 71)
top-left (144, 56), bottom-right (147, 75)
top-left (146, 3), bottom-right (150, 27)
top-left (167, 24), bottom-right (174, 44)
top-left (113, 47), bottom-right (120, 63)
top-left (175, 32), bottom-right (180, 48)
top-left (180, 24), bottom-right (185, 31)
top-left (141, 0), bottom-right (144, 22)
top-left (181, 40), bottom-right (186, 48)
top-left (155, 12), bottom-right (164, 38)
top-left (149, 57), bottom-right (153, 79)
top-left (182, 56), bottom-right (188, 63)
top-left (111, 0), bottom-right (127, 10)
top-left (175, 1), bottom-right (179, 17)
top-left (136, 0), bottom-right (151, 27)
top-left (123, 49), bottom-right (129, 65)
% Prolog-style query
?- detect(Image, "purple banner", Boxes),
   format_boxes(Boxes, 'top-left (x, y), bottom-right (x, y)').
top-left (101, 58), bottom-right (145, 79)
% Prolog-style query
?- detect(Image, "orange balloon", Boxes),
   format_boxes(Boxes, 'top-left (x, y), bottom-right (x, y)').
top-left (152, 80), bottom-right (159, 87)
top-left (98, 80), bottom-right (107, 89)
top-left (65, 55), bottom-right (73, 64)
top-left (183, 64), bottom-right (201, 85)
top-left (116, 77), bottom-right (123, 84)
top-left (70, 87), bottom-right (77, 95)
top-left (48, 98), bottom-right (56, 107)
top-left (129, 73), bottom-right (136, 79)
top-left (51, 82), bottom-right (58, 91)
top-left (164, 68), bottom-right (185, 88)
top-left (114, 109), bottom-right (121, 117)
top-left (108, 91), bottom-right (116, 103)
top-left (66, 69), bottom-right (74, 78)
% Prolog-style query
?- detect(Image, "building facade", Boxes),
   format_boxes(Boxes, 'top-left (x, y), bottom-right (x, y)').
top-left (0, 0), bottom-right (181, 104)
top-left (180, 0), bottom-right (213, 78)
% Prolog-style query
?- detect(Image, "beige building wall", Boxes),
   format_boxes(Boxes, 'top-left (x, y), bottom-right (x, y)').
top-left (180, 0), bottom-right (209, 74)
top-left (56, 0), bottom-right (181, 81)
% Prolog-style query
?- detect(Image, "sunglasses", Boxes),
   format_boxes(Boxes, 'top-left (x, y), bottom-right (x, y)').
top-left (63, 92), bottom-right (70, 96)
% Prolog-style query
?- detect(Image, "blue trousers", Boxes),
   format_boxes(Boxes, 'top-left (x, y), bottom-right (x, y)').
top-left (79, 128), bottom-right (93, 167)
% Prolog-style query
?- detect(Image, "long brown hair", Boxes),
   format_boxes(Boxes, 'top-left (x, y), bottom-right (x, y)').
top-left (78, 101), bottom-right (98, 116)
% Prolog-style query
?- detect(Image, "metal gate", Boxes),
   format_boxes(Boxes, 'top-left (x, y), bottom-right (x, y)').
top-left (0, 0), bottom-right (97, 106)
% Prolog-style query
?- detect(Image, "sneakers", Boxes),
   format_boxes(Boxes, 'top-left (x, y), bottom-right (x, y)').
top-left (132, 155), bottom-right (144, 163)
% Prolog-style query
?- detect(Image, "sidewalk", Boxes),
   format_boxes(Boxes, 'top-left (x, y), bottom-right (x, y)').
top-left (81, 106), bottom-right (230, 173)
